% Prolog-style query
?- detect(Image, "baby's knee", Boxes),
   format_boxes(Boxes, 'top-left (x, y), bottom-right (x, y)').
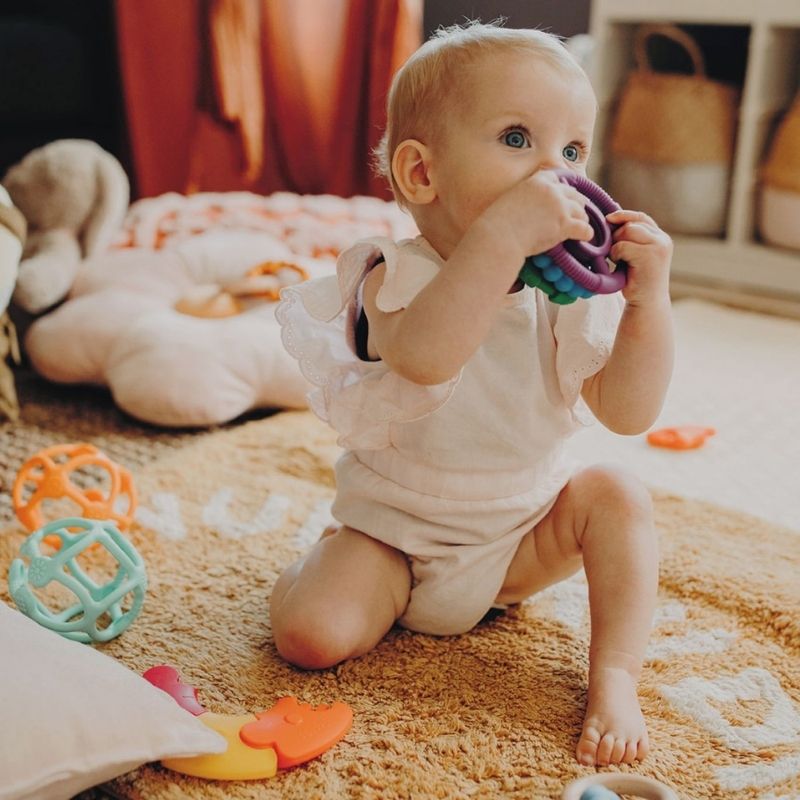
top-left (579, 464), bottom-right (653, 521)
top-left (272, 606), bottom-right (369, 670)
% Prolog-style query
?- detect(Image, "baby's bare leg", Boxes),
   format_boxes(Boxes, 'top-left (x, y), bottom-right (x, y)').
top-left (270, 526), bottom-right (411, 670)
top-left (497, 464), bottom-right (658, 767)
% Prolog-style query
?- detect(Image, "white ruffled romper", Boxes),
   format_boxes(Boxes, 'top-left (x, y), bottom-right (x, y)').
top-left (277, 235), bottom-right (624, 636)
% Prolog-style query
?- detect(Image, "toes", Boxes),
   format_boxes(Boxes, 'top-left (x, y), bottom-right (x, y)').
top-left (596, 732), bottom-right (616, 765)
top-left (609, 737), bottom-right (627, 764)
top-left (637, 733), bottom-right (651, 762)
top-left (577, 717), bottom-right (650, 766)
top-left (622, 740), bottom-right (638, 764)
top-left (576, 724), bottom-right (601, 766)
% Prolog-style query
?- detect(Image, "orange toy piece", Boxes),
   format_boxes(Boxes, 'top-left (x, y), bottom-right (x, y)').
top-left (13, 443), bottom-right (137, 546)
top-left (647, 426), bottom-right (716, 450)
top-left (240, 696), bottom-right (354, 768)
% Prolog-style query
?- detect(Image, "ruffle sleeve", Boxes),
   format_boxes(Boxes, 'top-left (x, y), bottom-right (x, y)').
top-left (553, 292), bottom-right (625, 425)
top-left (276, 236), bottom-right (461, 449)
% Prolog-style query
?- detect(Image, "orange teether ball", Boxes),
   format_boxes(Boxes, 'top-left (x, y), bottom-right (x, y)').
top-left (13, 443), bottom-right (137, 543)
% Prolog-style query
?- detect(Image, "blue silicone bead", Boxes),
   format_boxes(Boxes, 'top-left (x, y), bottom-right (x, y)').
top-left (555, 276), bottom-right (575, 292)
top-left (542, 266), bottom-right (563, 281)
top-left (532, 254), bottom-right (552, 268)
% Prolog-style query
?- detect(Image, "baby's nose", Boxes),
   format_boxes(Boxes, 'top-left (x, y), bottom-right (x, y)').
top-left (535, 157), bottom-right (564, 174)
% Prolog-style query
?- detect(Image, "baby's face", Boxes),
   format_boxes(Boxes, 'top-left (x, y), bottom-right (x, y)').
top-left (425, 51), bottom-right (597, 247)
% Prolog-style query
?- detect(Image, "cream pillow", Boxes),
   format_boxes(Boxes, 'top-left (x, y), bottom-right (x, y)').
top-left (0, 602), bottom-right (225, 800)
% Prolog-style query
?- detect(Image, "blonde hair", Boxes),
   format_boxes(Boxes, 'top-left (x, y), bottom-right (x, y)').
top-left (374, 21), bottom-right (585, 205)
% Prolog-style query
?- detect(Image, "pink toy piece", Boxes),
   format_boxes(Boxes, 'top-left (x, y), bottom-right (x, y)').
top-left (143, 665), bottom-right (207, 716)
top-left (239, 696), bottom-right (353, 768)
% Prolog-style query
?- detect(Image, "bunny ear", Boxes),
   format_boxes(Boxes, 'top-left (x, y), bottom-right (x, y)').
top-left (81, 151), bottom-right (130, 257)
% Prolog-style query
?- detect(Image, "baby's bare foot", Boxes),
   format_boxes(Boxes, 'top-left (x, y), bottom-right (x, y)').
top-left (576, 666), bottom-right (649, 766)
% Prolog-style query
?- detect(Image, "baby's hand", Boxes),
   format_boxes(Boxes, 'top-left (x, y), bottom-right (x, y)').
top-left (484, 171), bottom-right (595, 267)
top-left (607, 209), bottom-right (672, 307)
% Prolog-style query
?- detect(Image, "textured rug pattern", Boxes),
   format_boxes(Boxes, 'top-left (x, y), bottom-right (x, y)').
top-left (2, 410), bottom-right (798, 799)
top-left (0, 369), bottom-right (278, 528)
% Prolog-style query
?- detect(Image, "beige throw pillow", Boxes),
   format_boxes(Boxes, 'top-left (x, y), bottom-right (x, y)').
top-left (0, 602), bottom-right (225, 800)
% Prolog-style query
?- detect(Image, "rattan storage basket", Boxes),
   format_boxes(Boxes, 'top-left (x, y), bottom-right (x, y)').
top-left (758, 95), bottom-right (800, 251)
top-left (607, 24), bottom-right (740, 235)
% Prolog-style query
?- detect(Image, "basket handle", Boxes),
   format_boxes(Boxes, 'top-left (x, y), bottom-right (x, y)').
top-left (634, 23), bottom-right (706, 77)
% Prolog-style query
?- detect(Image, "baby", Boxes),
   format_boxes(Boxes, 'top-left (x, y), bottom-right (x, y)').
top-left (273, 21), bottom-right (674, 768)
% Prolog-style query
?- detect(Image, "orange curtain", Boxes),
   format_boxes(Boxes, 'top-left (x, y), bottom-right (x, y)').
top-left (115, 0), bottom-right (422, 199)
top-left (115, 0), bottom-right (201, 199)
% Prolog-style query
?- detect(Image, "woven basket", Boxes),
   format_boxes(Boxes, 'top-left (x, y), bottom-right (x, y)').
top-left (0, 311), bottom-right (19, 422)
top-left (607, 25), bottom-right (740, 235)
top-left (758, 96), bottom-right (800, 250)
top-left (761, 96), bottom-right (800, 194)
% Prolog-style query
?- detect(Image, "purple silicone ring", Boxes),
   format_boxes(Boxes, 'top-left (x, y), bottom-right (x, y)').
top-left (546, 169), bottom-right (626, 294)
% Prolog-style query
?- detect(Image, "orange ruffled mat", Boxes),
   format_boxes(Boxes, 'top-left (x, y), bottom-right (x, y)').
top-left (1, 389), bottom-right (799, 799)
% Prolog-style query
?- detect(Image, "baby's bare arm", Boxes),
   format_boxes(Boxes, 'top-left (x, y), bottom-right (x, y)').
top-left (363, 173), bottom-right (594, 385)
top-left (583, 300), bottom-right (674, 434)
top-left (362, 219), bottom-right (522, 384)
top-left (582, 210), bottom-right (674, 434)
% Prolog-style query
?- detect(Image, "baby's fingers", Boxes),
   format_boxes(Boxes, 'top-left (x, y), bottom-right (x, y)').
top-left (566, 216), bottom-right (595, 241)
top-left (607, 209), bottom-right (659, 228)
top-left (610, 239), bottom-right (647, 263)
top-left (611, 238), bottom-right (671, 264)
top-left (613, 221), bottom-right (659, 245)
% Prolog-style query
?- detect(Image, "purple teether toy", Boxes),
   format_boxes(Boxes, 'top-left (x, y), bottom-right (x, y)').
top-left (519, 169), bottom-right (627, 304)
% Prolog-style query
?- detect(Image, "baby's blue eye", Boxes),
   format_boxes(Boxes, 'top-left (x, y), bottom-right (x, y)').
top-left (563, 144), bottom-right (580, 162)
top-left (504, 130), bottom-right (528, 148)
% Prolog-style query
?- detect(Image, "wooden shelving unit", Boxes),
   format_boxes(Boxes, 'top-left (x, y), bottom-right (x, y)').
top-left (588, 0), bottom-right (800, 313)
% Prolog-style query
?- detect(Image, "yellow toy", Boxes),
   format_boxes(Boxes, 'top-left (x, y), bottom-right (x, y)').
top-left (162, 712), bottom-right (279, 780)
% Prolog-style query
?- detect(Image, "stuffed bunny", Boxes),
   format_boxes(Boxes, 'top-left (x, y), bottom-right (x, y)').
top-left (2, 139), bottom-right (129, 314)
top-left (0, 184), bottom-right (25, 420)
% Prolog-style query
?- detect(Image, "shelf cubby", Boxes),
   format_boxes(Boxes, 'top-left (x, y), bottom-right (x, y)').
top-left (589, 0), bottom-right (800, 310)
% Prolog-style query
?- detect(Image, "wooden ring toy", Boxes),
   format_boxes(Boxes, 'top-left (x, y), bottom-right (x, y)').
top-left (562, 773), bottom-right (680, 799)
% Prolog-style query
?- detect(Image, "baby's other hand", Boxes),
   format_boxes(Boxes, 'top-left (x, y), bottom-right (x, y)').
top-left (486, 170), bottom-right (595, 265)
top-left (607, 209), bottom-right (672, 307)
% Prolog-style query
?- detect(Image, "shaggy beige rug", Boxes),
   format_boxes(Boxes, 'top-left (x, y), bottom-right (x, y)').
top-left (1, 409), bottom-right (799, 799)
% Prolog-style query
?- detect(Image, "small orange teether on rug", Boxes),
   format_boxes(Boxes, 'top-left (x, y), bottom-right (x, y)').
top-left (647, 425), bottom-right (716, 450)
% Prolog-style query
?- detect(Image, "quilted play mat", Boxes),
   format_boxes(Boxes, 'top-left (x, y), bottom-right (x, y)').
top-left (1, 395), bottom-right (798, 799)
top-left (23, 191), bottom-right (418, 427)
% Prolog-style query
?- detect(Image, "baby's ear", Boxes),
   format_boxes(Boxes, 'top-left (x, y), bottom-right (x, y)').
top-left (392, 140), bottom-right (436, 206)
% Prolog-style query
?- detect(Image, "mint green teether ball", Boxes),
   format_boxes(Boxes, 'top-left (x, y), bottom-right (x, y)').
top-left (8, 517), bottom-right (147, 643)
